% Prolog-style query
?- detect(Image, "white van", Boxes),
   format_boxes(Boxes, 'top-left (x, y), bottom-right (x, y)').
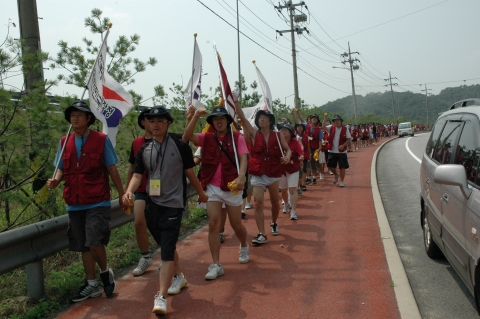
top-left (398, 122), bottom-right (414, 137)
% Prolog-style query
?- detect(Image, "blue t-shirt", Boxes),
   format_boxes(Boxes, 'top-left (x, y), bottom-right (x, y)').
top-left (54, 134), bottom-right (118, 211)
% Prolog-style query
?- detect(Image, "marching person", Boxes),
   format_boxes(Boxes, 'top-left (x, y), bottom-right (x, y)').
top-left (183, 106), bottom-right (250, 280)
top-left (278, 123), bottom-right (304, 220)
top-left (47, 100), bottom-right (125, 303)
top-left (125, 108), bottom-right (154, 276)
top-left (322, 114), bottom-right (352, 188)
top-left (122, 106), bottom-right (208, 315)
top-left (235, 100), bottom-right (291, 245)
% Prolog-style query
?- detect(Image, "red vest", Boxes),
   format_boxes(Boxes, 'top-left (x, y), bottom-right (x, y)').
top-left (285, 139), bottom-right (303, 175)
top-left (306, 124), bottom-right (321, 150)
top-left (327, 126), bottom-right (348, 151)
top-left (298, 133), bottom-right (310, 158)
top-left (248, 131), bottom-right (284, 178)
top-left (61, 130), bottom-right (110, 206)
top-left (200, 132), bottom-right (240, 192)
top-left (132, 136), bottom-right (150, 193)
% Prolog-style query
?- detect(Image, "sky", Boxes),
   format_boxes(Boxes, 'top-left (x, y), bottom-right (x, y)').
top-left (1, 0), bottom-right (480, 109)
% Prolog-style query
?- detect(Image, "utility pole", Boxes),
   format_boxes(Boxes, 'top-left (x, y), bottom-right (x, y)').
top-left (341, 42), bottom-right (359, 124)
top-left (384, 72), bottom-right (398, 123)
top-left (421, 83), bottom-right (432, 127)
top-left (236, 0), bottom-right (242, 99)
top-left (274, 1), bottom-right (308, 109)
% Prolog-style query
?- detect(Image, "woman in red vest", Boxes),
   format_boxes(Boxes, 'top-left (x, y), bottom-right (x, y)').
top-left (305, 114), bottom-right (322, 184)
top-left (322, 114), bottom-right (351, 187)
top-left (294, 122), bottom-right (309, 194)
top-left (183, 106), bottom-right (249, 280)
top-left (235, 101), bottom-right (291, 245)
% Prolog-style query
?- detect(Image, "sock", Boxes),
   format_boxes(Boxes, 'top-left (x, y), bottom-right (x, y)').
top-left (100, 267), bottom-right (109, 274)
top-left (141, 252), bottom-right (150, 259)
top-left (87, 279), bottom-right (98, 287)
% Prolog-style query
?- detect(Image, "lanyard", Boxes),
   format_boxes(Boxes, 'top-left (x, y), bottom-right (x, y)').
top-left (149, 135), bottom-right (169, 176)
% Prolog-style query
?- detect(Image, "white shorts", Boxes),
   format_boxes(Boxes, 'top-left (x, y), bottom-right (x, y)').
top-left (197, 202), bottom-right (226, 209)
top-left (205, 184), bottom-right (243, 206)
top-left (250, 174), bottom-right (280, 190)
top-left (279, 171), bottom-right (299, 189)
top-left (318, 151), bottom-right (326, 164)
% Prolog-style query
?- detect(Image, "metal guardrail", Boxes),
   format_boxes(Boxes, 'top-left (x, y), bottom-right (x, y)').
top-left (0, 184), bottom-right (198, 298)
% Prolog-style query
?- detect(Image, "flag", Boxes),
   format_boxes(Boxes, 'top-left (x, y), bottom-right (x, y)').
top-left (216, 52), bottom-right (236, 118)
top-left (243, 100), bottom-right (269, 128)
top-left (87, 31), bottom-right (134, 147)
top-left (253, 63), bottom-right (272, 113)
top-left (185, 39), bottom-right (203, 109)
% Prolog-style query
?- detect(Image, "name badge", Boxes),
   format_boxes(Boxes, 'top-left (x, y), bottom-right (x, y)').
top-left (150, 179), bottom-right (161, 196)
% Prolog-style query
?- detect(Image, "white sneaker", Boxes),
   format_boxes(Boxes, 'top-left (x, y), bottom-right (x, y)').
top-left (205, 264), bottom-right (224, 280)
top-left (328, 170), bottom-right (333, 175)
top-left (290, 210), bottom-right (298, 220)
top-left (245, 202), bottom-right (251, 210)
top-left (282, 201), bottom-right (291, 213)
top-left (132, 257), bottom-right (153, 276)
top-left (152, 294), bottom-right (167, 315)
top-left (320, 174), bottom-right (325, 180)
top-left (333, 175), bottom-right (338, 184)
top-left (239, 245), bottom-right (250, 263)
top-left (167, 273), bottom-right (187, 295)
top-left (340, 181), bottom-right (345, 187)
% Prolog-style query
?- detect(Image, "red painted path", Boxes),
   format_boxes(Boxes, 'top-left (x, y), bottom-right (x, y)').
top-left (57, 139), bottom-right (400, 319)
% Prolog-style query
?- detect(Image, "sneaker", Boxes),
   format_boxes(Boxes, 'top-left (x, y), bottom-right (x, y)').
top-left (239, 245), bottom-right (250, 263)
top-left (312, 177), bottom-right (317, 185)
top-left (270, 222), bottom-right (279, 236)
top-left (333, 175), bottom-right (338, 184)
top-left (152, 294), bottom-right (167, 315)
top-left (297, 188), bottom-right (302, 195)
top-left (70, 282), bottom-right (102, 303)
top-left (245, 202), bottom-right (251, 210)
top-left (168, 273), bottom-right (187, 295)
top-left (132, 257), bottom-right (153, 276)
top-left (290, 210), bottom-right (298, 220)
top-left (282, 202), bottom-right (291, 213)
top-left (100, 268), bottom-right (116, 297)
top-left (205, 264), bottom-right (224, 280)
top-left (306, 177), bottom-right (311, 185)
top-left (320, 173), bottom-right (325, 180)
top-left (252, 233), bottom-right (268, 245)
top-left (300, 185), bottom-right (307, 191)
top-left (339, 181), bottom-right (345, 187)
top-left (328, 170), bottom-right (333, 175)
top-left (241, 211), bottom-right (246, 219)
top-left (220, 232), bottom-right (225, 244)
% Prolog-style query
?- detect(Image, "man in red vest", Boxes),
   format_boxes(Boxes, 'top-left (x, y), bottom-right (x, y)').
top-left (322, 114), bottom-right (352, 187)
top-left (183, 106), bottom-right (249, 280)
top-left (235, 101), bottom-right (291, 245)
top-left (47, 101), bottom-right (126, 303)
top-left (125, 108), bottom-right (154, 276)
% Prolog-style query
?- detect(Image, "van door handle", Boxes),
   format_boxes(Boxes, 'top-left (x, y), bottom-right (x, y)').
top-left (426, 177), bottom-right (430, 184)
top-left (443, 194), bottom-right (449, 203)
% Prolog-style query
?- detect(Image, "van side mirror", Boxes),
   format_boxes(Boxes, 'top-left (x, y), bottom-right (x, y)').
top-left (434, 164), bottom-right (472, 199)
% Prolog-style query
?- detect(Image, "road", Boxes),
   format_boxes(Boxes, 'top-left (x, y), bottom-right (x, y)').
top-left (376, 134), bottom-right (479, 318)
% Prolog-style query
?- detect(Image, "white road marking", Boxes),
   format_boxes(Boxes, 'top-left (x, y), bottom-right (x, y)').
top-left (406, 137), bottom-right (421, 163)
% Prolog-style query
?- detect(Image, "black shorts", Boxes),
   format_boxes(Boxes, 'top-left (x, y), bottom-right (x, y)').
top-left (327, 152), bottom-right (350, 169)
top-left (362, 136), bottom-right (369, 141)
top-left (134, 192), bottom-right (148, 201)
top-left (145, 202), bottom-right (183, 261)
top-left (302, 159), bottom-right (309, 173)
top-left (67, 206), bottom-right (111, 252)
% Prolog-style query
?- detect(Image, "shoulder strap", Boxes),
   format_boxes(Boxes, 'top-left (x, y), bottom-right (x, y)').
top-left (213, 133), bottom-right (237, 169)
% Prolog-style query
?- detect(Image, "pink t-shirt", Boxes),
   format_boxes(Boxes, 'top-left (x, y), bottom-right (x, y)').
top-left (197, 133), bottom-right (249, 187)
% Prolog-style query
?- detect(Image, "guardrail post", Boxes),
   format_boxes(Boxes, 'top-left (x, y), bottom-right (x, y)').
top-left (26, 261), bottom-right (45, 299)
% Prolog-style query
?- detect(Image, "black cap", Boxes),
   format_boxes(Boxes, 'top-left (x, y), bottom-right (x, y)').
top-left (255, 109), bottom-right (275, 130)
top-left (64, 100), bottom-right (96, 126)
top-left (137, 108), bottom-right (151, 129)
top-left (310, 114), bottom-right (320, 121)
top-left (295, 122), bottom-right (306, 130)
top-left (145, 105), bottom-right (173, 122)
top-left (277, 122), bottom-right (295, 138)
top-left (332, 114), bottom-right (343, 122)
top-left (206, 107), bottom-right (234, 126)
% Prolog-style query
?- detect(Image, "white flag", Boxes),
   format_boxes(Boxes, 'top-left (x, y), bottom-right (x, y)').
top-left (243, 100), bottom-right (270, 128)
top-left (185, 40), bottom-right (203, 109)
top-left (254, 64), bottom-right (273, 113)
top-left (87, 31), bottom-right (134, 147)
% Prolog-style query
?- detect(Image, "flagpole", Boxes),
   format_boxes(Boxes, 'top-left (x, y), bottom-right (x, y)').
top-left (189, 33), bottom-right (197, 106)
top-left (252, 60), bottom-right (284, 155)
top-left (50, 22), bottom-right (113, 183)
top-left (213, 43), bottom-right (240, 172)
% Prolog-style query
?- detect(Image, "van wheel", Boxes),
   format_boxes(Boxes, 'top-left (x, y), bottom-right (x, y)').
top-left (423, 214), bottom-right (442, 258)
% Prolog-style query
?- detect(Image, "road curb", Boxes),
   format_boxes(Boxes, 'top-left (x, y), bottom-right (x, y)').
top-left (371, 138), bottom-right (422, 319)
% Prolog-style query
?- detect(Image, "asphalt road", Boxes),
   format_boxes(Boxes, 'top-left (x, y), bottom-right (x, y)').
top-left (376, 134), bottom-right (479, 319)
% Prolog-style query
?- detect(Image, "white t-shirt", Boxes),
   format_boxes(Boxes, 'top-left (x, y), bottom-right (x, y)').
top-left (326, 125), bottom-right (351, 154)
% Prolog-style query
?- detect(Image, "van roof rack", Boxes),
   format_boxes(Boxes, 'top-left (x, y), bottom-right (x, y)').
top-left (449, 98), bottom-right (480, 110)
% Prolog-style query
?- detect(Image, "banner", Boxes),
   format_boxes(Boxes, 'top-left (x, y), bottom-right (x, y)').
top-left (243, 100), bottom-right (269, 128)
top-left (254, 64), bottom-right (272, 113)
top-left (216, 51), bottom-right (236, 118)
top-left (185, 39), bottom-right (203, 109)
top-left (87, 32), bottom-right (134, 147)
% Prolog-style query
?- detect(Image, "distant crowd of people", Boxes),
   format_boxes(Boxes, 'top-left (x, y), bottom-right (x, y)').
top-left (47, 100), bottom-right (398, 315)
